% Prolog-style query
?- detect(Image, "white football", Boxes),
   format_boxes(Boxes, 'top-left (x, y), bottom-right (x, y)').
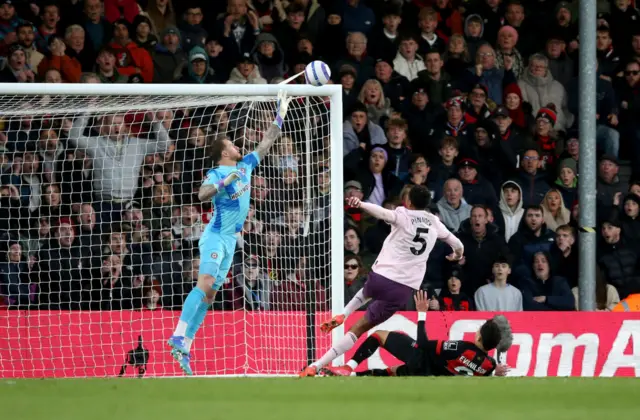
top-left (305, 60), bottom-right (331, 86)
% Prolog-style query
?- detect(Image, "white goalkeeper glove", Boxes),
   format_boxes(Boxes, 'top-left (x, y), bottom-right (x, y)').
top-left (274, 89), bottom-right (292, 129)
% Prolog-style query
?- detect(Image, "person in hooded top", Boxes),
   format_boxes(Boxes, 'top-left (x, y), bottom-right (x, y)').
top-left (495, 180), bottom-right (525, 243)
top-left (179, 46), bottom-right (220, 83)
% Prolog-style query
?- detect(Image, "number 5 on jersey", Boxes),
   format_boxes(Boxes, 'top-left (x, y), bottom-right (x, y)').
top-left (410, 227), bottom-right (429, 255)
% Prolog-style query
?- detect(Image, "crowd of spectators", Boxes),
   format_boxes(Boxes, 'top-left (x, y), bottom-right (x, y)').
top-left (0, 0), bottom-right (640, 313)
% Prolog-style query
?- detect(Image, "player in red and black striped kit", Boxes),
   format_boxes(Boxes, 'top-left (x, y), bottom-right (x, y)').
top-left (323, 291), bottom-right (512, 377)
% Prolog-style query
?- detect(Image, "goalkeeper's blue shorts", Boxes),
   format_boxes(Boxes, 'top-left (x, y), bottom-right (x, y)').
top-left (199, 233), bottom-right (236, 291)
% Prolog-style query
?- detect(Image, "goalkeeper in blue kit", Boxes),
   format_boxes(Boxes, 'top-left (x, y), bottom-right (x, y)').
top-left (168, 91), bottom-right (293, 375)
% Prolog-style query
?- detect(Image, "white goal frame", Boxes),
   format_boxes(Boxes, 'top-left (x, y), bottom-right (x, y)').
top-left (0, 82), bottom-right (345, 375)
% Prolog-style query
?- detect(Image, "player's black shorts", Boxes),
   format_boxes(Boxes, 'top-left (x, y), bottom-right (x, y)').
top-left (384, 332), bottom-right (431, 376)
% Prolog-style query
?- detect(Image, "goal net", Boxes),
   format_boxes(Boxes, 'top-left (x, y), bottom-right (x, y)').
top-left (0, 84), bottom-right (343, 378)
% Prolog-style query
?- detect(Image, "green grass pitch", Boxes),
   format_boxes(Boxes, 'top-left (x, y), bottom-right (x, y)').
top-left (2, 378), bottom-right (636, 420)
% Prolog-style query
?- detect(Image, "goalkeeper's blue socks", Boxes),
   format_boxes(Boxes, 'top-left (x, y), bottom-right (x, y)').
top-left (169, 288), bottom-right (206, 352)
top-left (185, 301), bottom-right (210, 344)
top-left (179, 288), bottom-right (206, 326)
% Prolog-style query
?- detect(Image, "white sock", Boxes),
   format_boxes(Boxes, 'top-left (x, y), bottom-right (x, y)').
top-left (173, 320), bottom-right (188, 337)
top-left (346, 359), bottom-right (358, 370)
top-left (184, 337), bottom-right (193, 352)
top-left (311, 332), bottom-right (358, 369)
top-left (343, 289), bottom-right (369, 317)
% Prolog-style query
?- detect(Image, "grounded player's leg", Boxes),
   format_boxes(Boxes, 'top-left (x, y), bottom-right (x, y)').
top-left (302, 315), bottom-right (376, 377)
top-left (323, 331), bottom-right (387, 376)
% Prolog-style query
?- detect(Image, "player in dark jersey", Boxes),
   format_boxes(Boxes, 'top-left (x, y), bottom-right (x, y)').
top-left (323, 291), bottom-right (512, 377)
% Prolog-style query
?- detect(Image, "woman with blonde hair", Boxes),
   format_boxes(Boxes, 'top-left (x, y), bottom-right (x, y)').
top-left (541, 189), bottom-right (570, 231)
top-left (357, 79), bottom-right (393, 126)
top-left (145, 0), bottom-right (176, 34)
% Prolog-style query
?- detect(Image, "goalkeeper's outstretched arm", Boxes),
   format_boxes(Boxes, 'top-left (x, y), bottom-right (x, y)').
top-left (254, 90), bottom-right (292, 161)
top-left (198, 171), bottom-right (242, 202)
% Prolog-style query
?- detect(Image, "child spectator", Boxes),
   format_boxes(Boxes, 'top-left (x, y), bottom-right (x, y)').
top-left (463, 14), bottom-right (484, 60)
top-left (430, 136), bottom-right (459, 183)
top-left (96, 45), bottom-right (128, 83)
top-left (382, 118), bottom-right (411, 180)
top-left (503, 83), bottom-right (532, 132)
top-left (436, 265), bottom-right (474, 311)
top-left (474, 255), bottom-right (523, 311)
top-left (368, 4), bottom-right (401, 60)
top-left (337, 64), bottom-right (358, 113)
top-left (555, 158), bottom-right (578, 208)
top-left (0, 44), bottom-right (35, 83)
top-left (393, 34), bottom-right (425, 82)
top-left (416, 8), bottom-right (445, 56)
top-left (132, 14), bottom-right (158, 54)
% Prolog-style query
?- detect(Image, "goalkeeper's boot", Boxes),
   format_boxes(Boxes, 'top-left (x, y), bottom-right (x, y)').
top-left (167, 335), bottom-right (188, 355)
top-left (320, 314), bottom-right (345, 334)
top-left (171, 349), bottom-right (193, 376)
top-left (322, 365), bottom-right (354, 377)
top-left (299, 366), bottom-right (317, 378)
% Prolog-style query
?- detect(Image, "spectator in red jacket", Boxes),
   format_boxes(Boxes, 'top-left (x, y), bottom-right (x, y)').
top-left (109, 19), bottom-right (153, 82)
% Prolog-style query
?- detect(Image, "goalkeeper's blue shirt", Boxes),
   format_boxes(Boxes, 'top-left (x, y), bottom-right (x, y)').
top-left (200, 152), bottom-right (260, 237)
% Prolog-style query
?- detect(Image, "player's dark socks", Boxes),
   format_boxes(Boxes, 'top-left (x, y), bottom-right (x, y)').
top-left (351, 335), bottom-right (381, 364)
top-left (356, 369), bottom-right (391, 377)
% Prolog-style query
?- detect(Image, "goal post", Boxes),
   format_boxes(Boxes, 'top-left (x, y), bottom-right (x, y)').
top-left (0, 83), bottom-right (343, 377)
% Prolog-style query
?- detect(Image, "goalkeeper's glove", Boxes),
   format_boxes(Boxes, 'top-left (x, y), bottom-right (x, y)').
top-left (274, 89), bottom-right (292, 129)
